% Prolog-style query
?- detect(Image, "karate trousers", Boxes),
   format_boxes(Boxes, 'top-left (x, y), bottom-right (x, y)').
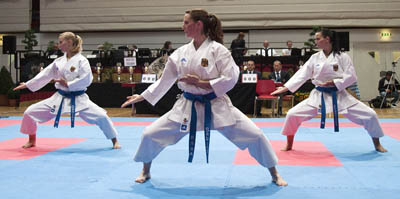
top-left (281, 99), bottom-right (384, 138)
top-left (134, 107), bottom-right (278, 168)
top-left (20, 99), bottom-right (118, 139)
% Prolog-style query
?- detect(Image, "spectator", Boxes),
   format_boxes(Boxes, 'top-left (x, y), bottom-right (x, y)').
top-left (282, 40), bottom-right (293, 56)
top-left (158, 41), bottom-right (174, 57)
top-left (230, 32), bottom-right (246, 66)
top-left (257, 40), bottom-right (277, 57)
top-left (378, 71), bottom-right (400, 106)
top-left (268, 60), bottom-right (291, 115)
top-left (239, 60), bottom-right (261, 81)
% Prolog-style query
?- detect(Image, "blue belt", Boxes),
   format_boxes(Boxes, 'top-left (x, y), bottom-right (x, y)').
top-left (54, 90), bottom-right (85, 128)
top-left (183, 92), bottom-right (217, 163)
top-left (316, 86), bottom-right (339, 132)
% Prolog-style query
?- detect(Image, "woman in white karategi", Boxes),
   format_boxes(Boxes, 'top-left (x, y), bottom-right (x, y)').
top-left (121, 9), bottom-right (287, 186)
top-left (14, 32), bottom-right (121, 149)
top-left (271, 28), bottom-right (387, 153)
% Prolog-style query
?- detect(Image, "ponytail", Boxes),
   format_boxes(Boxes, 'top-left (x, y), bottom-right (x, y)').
top-left (207, 14), bottom-right (224, 44)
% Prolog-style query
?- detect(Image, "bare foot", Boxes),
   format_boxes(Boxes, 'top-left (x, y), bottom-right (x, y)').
top-left (112, 138), bottom-right (121, 149)
top-left (372, 138), bottom-right (388, 153)
top-left (268, 167), bottom-right (288, 186)
top-left (375, 145), bottom-right (388, 153)
top-left (113, 142), bottom-right (121, 149)
top-left (22, 141), bottom-right (35, 148)
top-left (281, 135), bottom-right (294, 151)
top-left (272, 173), bottom-right (288, 186)
top-left (281, 145), bottom-right (292, 151)
top-left (135, 171), bottom-right (151, 183)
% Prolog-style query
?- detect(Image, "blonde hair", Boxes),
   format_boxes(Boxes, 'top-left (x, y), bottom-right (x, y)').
top-left (59, 32), bottom-right (83, 53)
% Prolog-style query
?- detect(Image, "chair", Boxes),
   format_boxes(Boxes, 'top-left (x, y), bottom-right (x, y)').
top-left (280, 94), bottom-right (295, 114)
top-left (254, 80), bottom-right (278, 117)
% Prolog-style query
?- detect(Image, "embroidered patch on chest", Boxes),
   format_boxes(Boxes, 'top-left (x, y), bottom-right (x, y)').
top-left (333, 64), bottom-right (338, 71)
top-left (201, 58), bottom-right (209, 67)
top-left (70, 66), bottom-right (76, 72)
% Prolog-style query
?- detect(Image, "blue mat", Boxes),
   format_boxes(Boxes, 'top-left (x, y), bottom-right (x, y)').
top-left (0, 116), bottom-right (399, 199)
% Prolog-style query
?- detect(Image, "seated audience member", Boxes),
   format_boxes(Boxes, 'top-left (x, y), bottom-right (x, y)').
top-left (46, 41), bottom-right (63, 57)
top-left (92, 44), bottom-right (104, 56)
top-left (282, 40), bottom-right (301, 56)
top-left (257, 40), bottom-right (277, 57)
top-left (239, 60), bottom-right (261, 82)
top-left (239, 60), bottom-right (262, 116)
top-left (158, 41), bottom-right (174, 57)
top-left (268, 60), bottom-right (291, 115)
top-left (268, 60), bottom-right (290, 84)
top-left (379, 71), bottom-right (400, 106)
top-left (282, 40), bottom-right (293, 56)
top-left (128, 44), bottom-right (138, 56)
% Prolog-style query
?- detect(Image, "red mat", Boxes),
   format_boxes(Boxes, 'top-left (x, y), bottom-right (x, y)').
top-left (0, 120), bottom-right (21, 127)
top-left (254, 121), bottom-right (362, 127)
top-left (2, 120), bottom-right (399, 140)
top-left (382, 127), bottom-right (400, 140)
top-left (233, 140), bottom-right (343, 166)
top-left (40, 120), bottom-right (153, 126)
top-left (2, 119), bottom-right (399, 128)
top-left (0, 137), bottom-right (86, 160)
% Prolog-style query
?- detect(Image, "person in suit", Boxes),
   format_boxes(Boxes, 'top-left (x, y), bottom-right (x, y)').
top-left (46, 41), bottom-right (63, 58)
top-left (269, 60), bottom-right (290, 83)
top-left (240, 60), bottom-right (263, 116)
top-left (239, 60), bottom-right (261, 81)
top-left (268, 60), bottom-right (291, 115)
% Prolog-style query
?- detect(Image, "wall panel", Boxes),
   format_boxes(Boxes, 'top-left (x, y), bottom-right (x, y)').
top-left (40, 0), bottom-right (400, 32)
top-left (0, 0), bottom-right (30, 32)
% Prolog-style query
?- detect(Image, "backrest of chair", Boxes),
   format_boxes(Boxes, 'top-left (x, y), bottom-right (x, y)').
top-left (256, 80), bottom-right (276, 95)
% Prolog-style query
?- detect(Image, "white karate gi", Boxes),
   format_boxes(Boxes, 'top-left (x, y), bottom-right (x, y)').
top-left (282, 51), bottom-right (384, 138)
top-left (20, 53), bottom-right (118, 140)
top-left (134, 39), bottom-right (278, 168)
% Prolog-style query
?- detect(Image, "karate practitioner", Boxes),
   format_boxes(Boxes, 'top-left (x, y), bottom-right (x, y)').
top-left (271, 28), bottom-right (387, 153)
top-left (122, 9), bottom-right (287, 186)
top-left (14, 32), bottom-right (121, 149)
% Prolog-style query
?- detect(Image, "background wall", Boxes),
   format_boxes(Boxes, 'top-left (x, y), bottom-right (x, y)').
top-left (39, 0), bottom-right (400, 31)
top-left (0, 0), bottom-right (30, 32)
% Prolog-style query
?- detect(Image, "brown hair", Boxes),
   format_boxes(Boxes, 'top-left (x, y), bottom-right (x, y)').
top-left (59, 32), bottom-right (83, 54)
top-left (185, 9), bottom-right (224, 44)
top-left (237, 32), bottom-right (245, 40)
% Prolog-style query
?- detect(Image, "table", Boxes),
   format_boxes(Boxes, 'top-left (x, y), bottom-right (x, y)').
top-left (133, 83), bottom-right (257, 115)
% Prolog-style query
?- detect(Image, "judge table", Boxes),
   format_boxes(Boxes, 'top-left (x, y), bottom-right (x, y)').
top-left (19, 82), bottom-right (257, 116)
top-left (133, 83), bottom-right (257, 115)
